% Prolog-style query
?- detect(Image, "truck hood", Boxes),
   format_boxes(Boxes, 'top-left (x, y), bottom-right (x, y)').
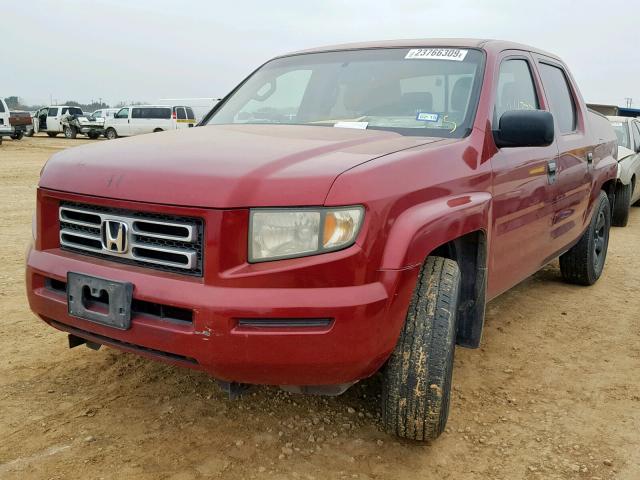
top-left (40, 124), bottom-right (442, 208)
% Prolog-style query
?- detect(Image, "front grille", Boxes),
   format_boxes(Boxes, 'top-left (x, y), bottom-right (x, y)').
top-left (59, 202), bottom-right (204, 276)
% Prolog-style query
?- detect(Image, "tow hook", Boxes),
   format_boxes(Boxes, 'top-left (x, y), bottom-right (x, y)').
top-left (216, 381), bottom-right (250, 400)
top-left (68, 333), bottom-right (102, 351)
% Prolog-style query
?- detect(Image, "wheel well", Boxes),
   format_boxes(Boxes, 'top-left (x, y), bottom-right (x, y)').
top-left (153, 128), bottom-right (163, 132)
top-left (429, 230), bottom-right (487, 348)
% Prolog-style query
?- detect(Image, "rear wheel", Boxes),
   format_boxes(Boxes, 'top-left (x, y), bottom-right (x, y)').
top-left (153, 128), bottom-right (163, 133)
top-left (47, 132), bottom-right (58, 138)
top-left (560, 190), bottom-right (611, 285)
top-left (611, 182), bottom-right (631, 227)
top-left (381, 256), bottom-right (460, 441)
top-left (105, 128), bottom-right (117, 140)
top-left (25, 129), bottom-right (34, 137)
top-left (11, 131), bottom-right (24, 140)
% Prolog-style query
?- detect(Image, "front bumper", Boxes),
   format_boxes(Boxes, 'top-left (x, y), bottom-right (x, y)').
top-left (26, 245), bottom-right (419, 386)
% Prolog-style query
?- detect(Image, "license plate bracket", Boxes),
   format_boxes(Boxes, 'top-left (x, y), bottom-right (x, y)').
top-left (67, 272), bottom-right (133, 330)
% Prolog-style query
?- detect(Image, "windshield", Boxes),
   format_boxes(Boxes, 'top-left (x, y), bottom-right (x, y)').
top-left (610, 121), bottom-right (630, 149)
top-left (207, 47), bottom-right (485, 138)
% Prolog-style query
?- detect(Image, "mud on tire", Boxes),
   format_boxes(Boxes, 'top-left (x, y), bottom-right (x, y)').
top-left (560, 190), bottom-right (611, 285)
top-left (381, 256), bottom-right (460, 441)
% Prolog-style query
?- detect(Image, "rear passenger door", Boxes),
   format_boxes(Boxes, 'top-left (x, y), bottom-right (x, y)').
top-left (46, 107), bottom-right (60, 131)
top-left (489, 52), bottom-right (560, 297)
top-left (629, 121), bottom-right (640, 204)
top-left (534, 58), bottom-right (592, 255)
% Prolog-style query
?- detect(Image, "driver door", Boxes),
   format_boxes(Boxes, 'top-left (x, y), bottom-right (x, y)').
top-left (111, 108), bottom-right (131, 136)
top-left (46, 107), bottom-right (60, 132)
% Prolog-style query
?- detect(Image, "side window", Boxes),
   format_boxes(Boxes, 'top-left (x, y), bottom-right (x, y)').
top-left (48, 108), bottom-right (58, 117)
top-left (176, 107), bottom-right (186, 120)
top-left (538, 63), bottom-right (577, 134)
top-left (632, 122), bottom-right (640, 151)
top-left (0, 101), bottom-right (5, 113)
top-left (494, 59), bottom-right (539, 125)
top-left (61, 108), bottom-right (68, 115)
top-left (132, 108), bottom-right (142, 119)
top-left (115, 108), bottom-right (129, 119)
top-left (93, 110), bottom-right (102, 118)
top-left (186, 107), bottom-right (195, 120)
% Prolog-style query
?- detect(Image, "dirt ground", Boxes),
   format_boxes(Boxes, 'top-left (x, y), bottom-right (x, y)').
top-left (0, 135), bottom-right (638, 480)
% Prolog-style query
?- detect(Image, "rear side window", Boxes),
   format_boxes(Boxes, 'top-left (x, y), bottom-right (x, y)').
top-left (539, 63), bottom-right (577, 134)
top-left (494, 59), bottom-right (539, 125)
top-left (61, 108), bottom-right (68, 115)
top-left (632, 122), bottom-right (640, 150)
top-left (176, 107), bottom-right (186, 120)
top-left (48, 108), bottom-right (58, 117)
top-left (132, 107), bottom-right (171, 119)
top-left (186, 107), bottom-right (195, 120)
top-left (0, 101), bottom-right (5, 113)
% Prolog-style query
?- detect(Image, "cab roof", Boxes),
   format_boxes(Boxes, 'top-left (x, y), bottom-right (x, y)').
top-left (282, 38), bottom-right (560, 61)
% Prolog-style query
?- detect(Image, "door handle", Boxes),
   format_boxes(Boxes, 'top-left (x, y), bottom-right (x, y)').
top-left (547, 160), bottom-right (557, 184)
top-left (587, 152), bottom-right (593, 166)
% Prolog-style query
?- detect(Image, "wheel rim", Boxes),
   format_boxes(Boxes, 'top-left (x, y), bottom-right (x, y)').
top-left (593, 209), bottom-right (607, 269)
top-left (64, 128), bottom-right (70, 138)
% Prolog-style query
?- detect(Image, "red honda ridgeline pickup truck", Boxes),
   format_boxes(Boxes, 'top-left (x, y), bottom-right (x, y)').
top-left (27, 39), bottom-right (617, 440)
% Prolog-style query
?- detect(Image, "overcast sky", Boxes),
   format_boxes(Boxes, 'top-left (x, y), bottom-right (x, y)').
top-left (4, 0), bottom-right (638, 107)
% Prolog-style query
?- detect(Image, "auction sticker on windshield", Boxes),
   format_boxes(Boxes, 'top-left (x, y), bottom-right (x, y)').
top-left (405, 48), bottom-right (468, 61)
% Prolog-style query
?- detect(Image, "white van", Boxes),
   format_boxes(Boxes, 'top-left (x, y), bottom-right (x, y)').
top-left (104, 105), bottom-right (195, 139)
top-left (158, 98), bottom-right (218, 122)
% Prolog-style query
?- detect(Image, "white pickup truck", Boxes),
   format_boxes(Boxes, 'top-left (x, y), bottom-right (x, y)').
top-left (0, 98), bottom-right (12, 144)
top-left (31, 106), bottom-right (104, 139)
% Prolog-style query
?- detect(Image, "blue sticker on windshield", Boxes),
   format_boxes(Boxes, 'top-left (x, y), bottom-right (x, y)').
top-left (416, 112), bottom-right (439, 122)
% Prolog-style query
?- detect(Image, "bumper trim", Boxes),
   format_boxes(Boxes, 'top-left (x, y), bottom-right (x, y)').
top-left (48, 319), bottom-right (199, 366)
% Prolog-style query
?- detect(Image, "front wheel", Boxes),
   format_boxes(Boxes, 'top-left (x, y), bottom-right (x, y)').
top-left (63, 126), bottom-right (77, 139)
top-left (381, 256), bottom-right (460, 441)
top-left (560, 190), bottom-right (611, 285)
top-left (105, 128), bottom-right (117, 140)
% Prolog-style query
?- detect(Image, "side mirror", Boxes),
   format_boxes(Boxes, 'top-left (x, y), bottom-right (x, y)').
top-left (493, 110), bottom-right (554, 148)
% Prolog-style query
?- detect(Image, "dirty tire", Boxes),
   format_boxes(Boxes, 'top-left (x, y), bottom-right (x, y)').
top-left (105, 128), bottom-right (117, 140)
top-left (87, 131), bottom-right (99, 140)
top-left (64, 126), bottom-right (77, 139)
top-left (47, 132), bottom-right (58, 138)
top-left (11, 131), bottom-right (24, 140)
top-left (381, 256), bottom-right (460, 441)
top-left (25, 129), bottom-right (34, 137)
top-left (560, 190), bottom-right (610, 286)
top-left (611, 182), bottom-right (631, 227)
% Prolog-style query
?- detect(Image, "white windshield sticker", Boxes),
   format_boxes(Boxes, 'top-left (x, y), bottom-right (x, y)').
top-left (416, 112), bottom-right (439, 122)
top-left (611, 122), bottom-right (623, 127)
top-left (405, 48), bottom-right (468, 61)
top-left (334, 121), bottom-right (368, 130)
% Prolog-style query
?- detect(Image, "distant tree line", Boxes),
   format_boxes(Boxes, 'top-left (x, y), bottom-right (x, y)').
top-left (4, 96), bottom-right (146, 112)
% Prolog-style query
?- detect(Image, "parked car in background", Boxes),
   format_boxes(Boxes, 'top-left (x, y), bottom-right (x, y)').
top-left (104, 105), bottom-right (195, 139)
top-left (0, 98), bottom-right (13, 144)
top-left (8, 111), bottom-right (33, 140)
top-left (607, 115), bottom-right (640, 226)
top-left (30, 106), bottom-right (103, 139)
top-left (28, 39), bottom-right (617, 442)
top-left (90, 108), bottom-right (120, 121)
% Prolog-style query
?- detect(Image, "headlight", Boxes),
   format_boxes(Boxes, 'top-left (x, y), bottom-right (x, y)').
top-left (249, 206), bottom-right (364, 262)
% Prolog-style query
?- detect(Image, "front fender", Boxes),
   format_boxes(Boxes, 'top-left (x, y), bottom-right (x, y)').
top-left (380, 192), bottom-right (492, 270)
